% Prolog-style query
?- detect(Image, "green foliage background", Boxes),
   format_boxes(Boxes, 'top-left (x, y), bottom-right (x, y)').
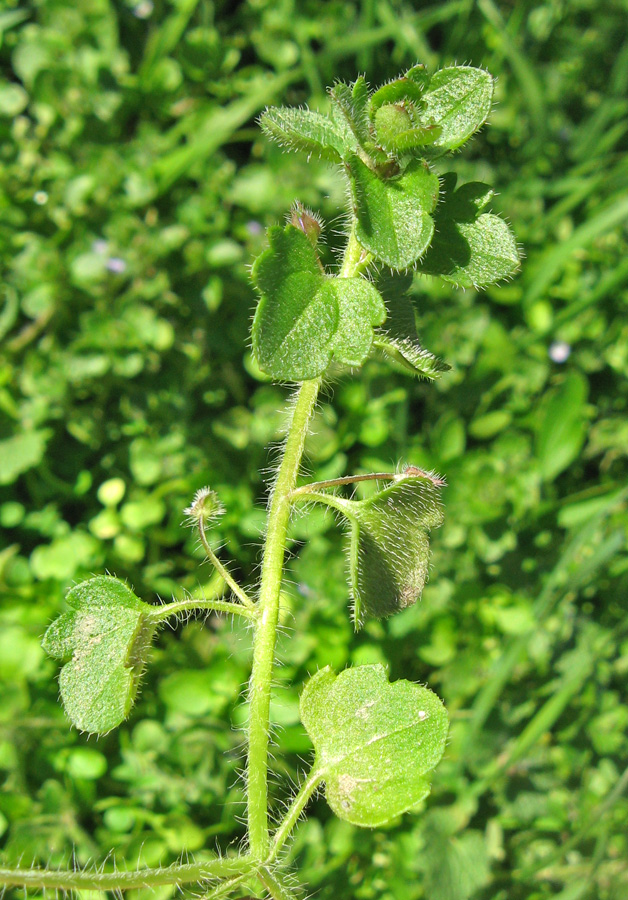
top-left (1, 0), bottom-right (627, 898)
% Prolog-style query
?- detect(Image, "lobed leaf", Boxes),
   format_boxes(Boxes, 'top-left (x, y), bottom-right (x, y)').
top-left (422, 66), bottom-right (494, 151)
top-left (349, 155), bottom-right (439, 269)
top-left (251, 225), bottom-right (386, 381)
top-left (42, 576), bottom-right (157, 734)
top-left (418, 175), bottom-right (520, 287)
top-left (259, 106), bottom-right (349, 162)
top-left (301, 665), bottom-right (448, 827)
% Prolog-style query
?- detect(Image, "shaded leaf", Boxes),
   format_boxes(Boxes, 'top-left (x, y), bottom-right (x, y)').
top-left (374, 272), bottom-right (449, 379)
top-left (418, 176), bottom-right (520, 287)
top-left (42, 576), bottom-right (157, 734)
top-left (349, 155), bottom-right (439, 268)
top-left (422, 66), bottom-right (494, 151)
top-left (251, 225), bottom-right (386, 380)
top-left (301, 665), bottom-right (448, 827)
top-left (306, 473), bottom-right (444, 626)
top-left (259, 106), bottom-right (349, 162)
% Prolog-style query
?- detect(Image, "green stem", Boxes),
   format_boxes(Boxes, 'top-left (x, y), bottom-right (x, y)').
top-left (199, 517), bottom-right (256, 609)
top-left (148, 596), bottom-right (258, 623)
top-left (0, 857), bottom-right (254, 892)
top-left (340, 227), bottom-right (371, 277)
top-left (247, 379), bottom-right (321, 859)
top-left (292, 471), bottom-right (397, 496)
top-left (269, 770), bottom-right (323, 862)
top-left (257, 867), bottom-right (301, 900)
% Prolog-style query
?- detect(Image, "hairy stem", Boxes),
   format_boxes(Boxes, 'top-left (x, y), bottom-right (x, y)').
top-left (247, 379), bottom-right (321, 859)
top-left (147, 596), bottom-right (258, 623)
top-left (199, 517), bottom-right (256, 608)
top-left (269, 770), bottom-right (323, 862)
top-left (0, 857), bottom-right (255, 891)
top-left (258, 867), bottom-right (301, 900)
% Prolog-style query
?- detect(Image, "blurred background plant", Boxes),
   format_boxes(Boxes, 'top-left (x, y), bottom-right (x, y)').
top-left (0, 1), bottom-right (627, 898)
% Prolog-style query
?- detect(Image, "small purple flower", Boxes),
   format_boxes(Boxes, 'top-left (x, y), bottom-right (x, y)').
top-left (246, 221), bottom-right (263, 236)
top-left (106, 257), bottom-right (127, 274)
top-left (549, 340), bottom-right (571, 363)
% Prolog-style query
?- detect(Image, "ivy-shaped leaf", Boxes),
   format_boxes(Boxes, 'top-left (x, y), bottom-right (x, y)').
top-left (373, 271), bottom-right (449, 379)
top-left (42, 576), bottom-right (157, 734)
top-left (251, 225), bottom-right (386, 381)
top-left (259, 107), bottom-right (350, 162)
top-left (418, 175), bottom-right (520, 287)
top-left (301, 665), bottom-right (448, 827)
top-left (349, 155), bottom-right (439, 269)
top-left (305, 474), bottom-right (444, 627)
top-left (422, 66), bottom-right (494, 151)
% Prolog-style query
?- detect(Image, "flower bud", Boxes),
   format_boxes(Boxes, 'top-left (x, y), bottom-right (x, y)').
top-left (289, 202), bottom-right (323, 247)
top-left (183, 487), bottom-right (224, 525)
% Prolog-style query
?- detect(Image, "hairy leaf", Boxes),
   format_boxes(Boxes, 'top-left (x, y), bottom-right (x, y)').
top-left (349, 155), bottom-right (439, 269)
top-left (306, 474), bottom-right (444, 626)
top-left (259, 106), bottom-right (349, 162)
top-left (374, 272), bottom-right (449, 379)
top-left (422, 66), bottom-right (494, 151)
top-left (301, 665), bottom-right (448, 827)
top-left (42, 576), bottom-right (156, 734)
top-left (251, 225), bottom-right (386, 380)
top-left (418, 176), bottom-right (520, 287)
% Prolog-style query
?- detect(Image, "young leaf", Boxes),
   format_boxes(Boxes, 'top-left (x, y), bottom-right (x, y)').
top-left (251, 224), bottom-right (386, 381)
top-left (259, 107), bottom-right (350, 162)
top-left (348, 155), bottom-right (439, 269)
top-left (422, 66), bottom-right (494, 151)
top-left (329, 78), bottom-right (373, 150)
top-left (42, 576), bottom-right (157, 734)
top-left (417, 176), bottom-right (520, 287)
top-left (347, 477), bottom-right (444, 626)
top-left (304, 474), bottom-right (444, 626)
top-left (373, 271), bottom-right (449, 379)
top-left (301, 665), bottom-right (448, 827)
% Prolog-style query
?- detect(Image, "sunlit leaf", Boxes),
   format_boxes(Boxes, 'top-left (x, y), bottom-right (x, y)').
top-left (259, 106), bottom-right (349, 162)
top-left (422, 66), bottom-right (494, 151)
top-left (42, 576), bottom-right (157, 734)
top-left (301, 665), bottom-right (448, 826)
top-left (251, 225), bottom-right (386, 380)
top-left (349, 156), bottom-right (439, 269)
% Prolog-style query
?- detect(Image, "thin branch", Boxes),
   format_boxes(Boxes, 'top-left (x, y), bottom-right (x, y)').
top-left (268, 771), bottom-right (323, 863)
top-left (198, 517), bottom-right (256, 609)
top-left (257, 867), bottom-right (302, 900)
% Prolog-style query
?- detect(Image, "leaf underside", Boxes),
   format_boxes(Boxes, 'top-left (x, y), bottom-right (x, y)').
top-left (374, 272), bottom-right (449, 379)
top-left (346, 478), bottom-right (444, 627)
top-left (301, 665), bottom-right (449, 827)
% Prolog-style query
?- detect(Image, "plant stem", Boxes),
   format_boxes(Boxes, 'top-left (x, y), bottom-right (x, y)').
top-left (0, 857), bottom-right (255, 891)
top-left (269, 770), bottom-right (323, 862)
top-left (257, 867), bottom-right (301, 900)
top-left (199, 517), bottom-right (256, 608)
top-left (247, 378), bottom-right (321, 859)
top-left (340, 227), bottom-right (371, 277)
top-left (148, 596), bottom-right (258, 623)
